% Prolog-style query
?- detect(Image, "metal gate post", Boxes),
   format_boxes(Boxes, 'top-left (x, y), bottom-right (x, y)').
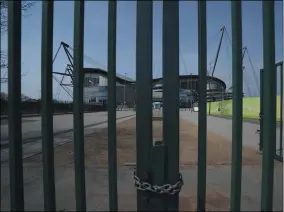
top-left (41, 1), bottom-right (56, 210)
top-left (136, 1), bottom-right (153, 211)
top-left (261, 1), bottom-right (276, 210)
top-left (135, 2), bottom-right (182, 211)
top-left (73, 1), bottom-right (86, 211)
top-left (107, 1), bottom-right (118, 211)
top-left (230, 1), bottom-right (243, 211)
top-left (279, 63), bottom-right (283, 158)
top-left (259, 69), bottom-right (264, 152)
top-left (162, 1), bottom-right (180, 211)
top-left (197, 1), bottom-right (207, 211)
top-left (7, 1), bottom-right (24, 210)
top-left (150, 141), bottom-right (167, 211)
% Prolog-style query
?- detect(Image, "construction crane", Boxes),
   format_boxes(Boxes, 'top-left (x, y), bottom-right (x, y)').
top-left (242, 46), bottom-right (260, 96)
top-left (210, 26), bottom-right (225, 77)
top-left (207, 26), bottom-right (226, 109)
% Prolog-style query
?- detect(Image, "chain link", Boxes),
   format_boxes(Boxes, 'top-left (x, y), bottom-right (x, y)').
top-left (133, 171), bottom-right (184, 195)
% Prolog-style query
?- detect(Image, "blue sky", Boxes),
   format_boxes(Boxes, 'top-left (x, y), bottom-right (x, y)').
top-left (1, 1), bottom-right (283, 100)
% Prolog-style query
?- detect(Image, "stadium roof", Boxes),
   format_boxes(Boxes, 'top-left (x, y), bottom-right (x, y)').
top-left (83, 68), bottom-right (226, 89)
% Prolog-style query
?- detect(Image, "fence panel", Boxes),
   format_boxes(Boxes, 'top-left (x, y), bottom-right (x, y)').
top-left (3, 1), bottom-right (280, 211)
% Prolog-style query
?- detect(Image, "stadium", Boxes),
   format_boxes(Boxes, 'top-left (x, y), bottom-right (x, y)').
top-left (51, 37), bottom-right (243, 109)
top-left (82, 67), bottom-right (233, 109)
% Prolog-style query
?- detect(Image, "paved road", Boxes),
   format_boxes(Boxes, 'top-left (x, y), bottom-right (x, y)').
top-left (180, 111), bottom-right (282, 151)
top-left (2, 110), bottom-right (279, 151)
top-left (1, 111), bottom-right (135, 148)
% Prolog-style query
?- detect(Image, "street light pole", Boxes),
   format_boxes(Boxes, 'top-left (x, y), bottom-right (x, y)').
top-left (191, 73), bottom-right (193, 112)
top-left (124, 72), bottom-right (127, 110)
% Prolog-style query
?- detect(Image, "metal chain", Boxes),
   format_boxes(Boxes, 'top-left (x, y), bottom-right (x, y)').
top-left (133, 171), bottom-right (184, 195)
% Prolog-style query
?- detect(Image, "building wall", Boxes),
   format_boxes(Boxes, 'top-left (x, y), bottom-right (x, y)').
top-left (84, 86), bottom-right (107, 103)
top-left (84, 73), bottom-right (124, 87)
top-left (83, 85), bottom-right (136, 106)
top-left (84, 73), bottom-right (136, 106)
top-left (83, 73), bottom-right (227, 107)
top-left (152, 89), bottom-right (195, 103)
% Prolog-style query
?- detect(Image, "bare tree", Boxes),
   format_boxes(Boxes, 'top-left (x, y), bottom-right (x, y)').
top-left (1, 1), bottom-right (36, 33)
top-left (1, 1), bottom-right (36, 82)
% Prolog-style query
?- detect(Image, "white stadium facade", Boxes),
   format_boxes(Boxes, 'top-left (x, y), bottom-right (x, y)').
top-left (82, 68), bottom-right (233, 108)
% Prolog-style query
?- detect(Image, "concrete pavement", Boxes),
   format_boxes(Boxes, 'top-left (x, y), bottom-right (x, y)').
top-left (0, 112), bottom-right (74, 120)
top-left (1, 111), bottom-right (135, 147)
top-left (1, 166), bottom-right (282, 211)
top-left (0, 111), bottom-right (135, 163)
top-left (180, 111), bottom-right (281, 151)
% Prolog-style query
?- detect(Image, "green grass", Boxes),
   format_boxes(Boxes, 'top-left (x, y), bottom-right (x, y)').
top-left (207, 96), bottom-right (282, 121)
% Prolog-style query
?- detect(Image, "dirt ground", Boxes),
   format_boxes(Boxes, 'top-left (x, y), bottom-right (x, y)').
top-left (25, 117), bottom-right (263, 167)
top-left (22, 117), bottom-right (268, 211)
top-left (114, 192), bottom-right (231, 211)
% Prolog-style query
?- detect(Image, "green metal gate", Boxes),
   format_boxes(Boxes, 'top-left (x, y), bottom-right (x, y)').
top-left (4, 0), bottom-right (278, 211)
top-left (259, 61), bottom-right (283, 162)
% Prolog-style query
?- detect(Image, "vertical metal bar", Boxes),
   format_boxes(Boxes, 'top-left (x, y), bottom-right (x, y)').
top-left (151, 141), bottom-right (166, 210)
top-left (136, 1), bottom-right (153, 211)
top-left (107, 1), bottom-right (118, 211)
top-left (197, 1), bottom-right (207, 211)
top-left (73, 1), bottom-right (86, 211)
top-left (8, 1), bottom-right (24, 210)
top-left (259, 69), bottom-right (264, 151)
top-left (190, 73), bottom-right (193, 111)
top-left (230, 1), bottom-right (243, 211)
top-left (0, 8), bottom-right (2, 212)
top-left (41, 1), bottom-right (56, 210)
top-left (124, 73), bottom-right (126, 108)
top-left (0, 0), bottom-right (1, 91)
top-left (162, 1), bottom-right (180, 211)
top-left (261, 0), bottom-right (276, 210)
top-left (279, 64), bottom-right (283, 157)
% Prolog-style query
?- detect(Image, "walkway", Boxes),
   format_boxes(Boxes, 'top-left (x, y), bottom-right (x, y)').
top-left (180, 111), bottom-right (281, 150)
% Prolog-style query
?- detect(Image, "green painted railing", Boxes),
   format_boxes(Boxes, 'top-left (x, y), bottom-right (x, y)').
top-left (8, 2), bottom-right (25, 211)
top-left (5, 1), bottom-right (278, 211)
top-left (259, 62), bottom-right (283, 161)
